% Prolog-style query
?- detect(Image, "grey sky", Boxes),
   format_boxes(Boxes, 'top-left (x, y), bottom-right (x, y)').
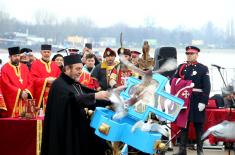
top-left (0, 0), bottom-right (234, 30)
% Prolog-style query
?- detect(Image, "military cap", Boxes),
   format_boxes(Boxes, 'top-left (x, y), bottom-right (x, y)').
top-left (8, 46), bottom-right (20, 56)
top-left (103, 47), bottom-right (116, 58)
top-left (41, 44), bottom-right (52, 51)
top-left (185, 46), bottom-right (200, 53)
top-left (117, 48), bottom-right (131, 56)
top-left (68, 48), bottom-right (79, 55)
top-left (64, 54), bottom-right (82, 66)
top-left (131, 50), bottom-right (141, 55)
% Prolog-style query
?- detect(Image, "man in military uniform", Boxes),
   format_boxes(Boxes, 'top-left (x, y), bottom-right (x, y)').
top-left (172, 46), bottom-right (211, 155)
top-left (109, 48), bottom-right (133, 88)
top-left (131, 50), bottom-right (141, 67)
top-left (91, 47), bottom-right (118, 90)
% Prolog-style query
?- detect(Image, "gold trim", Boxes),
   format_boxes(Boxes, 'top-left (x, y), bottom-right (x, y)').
top-left (11, 89), bottom-right (21, 117)
top-left (154, 140), bottom-right (166, 151)
top-left (0, 107), bottom-right (7, 111)
top-left (38, 79), bottom-right (48, 109)
top-left (98, 123), bottom-right (110, 135)
top-left (36, 120), bottom-right (43, 155)
top-left (25, 89), bottom-right (33, 99)
top-left (40, 59), bottom-right (52, 73)
top-left (8, 63), bottom-right (22, 78)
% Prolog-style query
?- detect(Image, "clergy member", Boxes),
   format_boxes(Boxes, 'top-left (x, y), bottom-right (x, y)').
top-left (0, 46), bottom-right (33, 117)
top-left (41, 54), bottom-right (110, 155)
top-left (30, 44), bottom-right (61, 113)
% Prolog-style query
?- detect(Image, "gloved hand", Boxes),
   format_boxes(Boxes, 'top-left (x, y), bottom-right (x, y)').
top-left (198, 103), bottom-right (205, 111)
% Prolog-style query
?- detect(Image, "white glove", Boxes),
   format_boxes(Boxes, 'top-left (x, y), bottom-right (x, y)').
top-left (198, 103), bottom-right (205, 111)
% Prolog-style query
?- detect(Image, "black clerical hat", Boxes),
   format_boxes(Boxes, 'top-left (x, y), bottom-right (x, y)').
top-left (20, 48), bottom-right (32, 54)
top-left (8, 46), bottom-right (20, 56)
top-left (64, 54), bottom-right (82, 66)
top-left (85, 43), bottom-right (92, 49)
top-left (41, 44), bottom-right (52, 51)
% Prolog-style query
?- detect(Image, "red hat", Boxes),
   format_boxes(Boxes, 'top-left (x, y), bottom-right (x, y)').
top-left (185, 46), bottom-right (200, 54)
top-left (103, 47), bottom-right (116, 58)
top-left (131, 50), bottom-right (141, 55)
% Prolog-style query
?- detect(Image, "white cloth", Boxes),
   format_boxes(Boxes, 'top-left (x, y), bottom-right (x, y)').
top-left (198, 102), bottom-right (205, 111)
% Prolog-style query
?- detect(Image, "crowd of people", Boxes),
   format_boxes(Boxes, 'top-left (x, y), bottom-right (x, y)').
top-left (0, 42), bottom-right (212, 155)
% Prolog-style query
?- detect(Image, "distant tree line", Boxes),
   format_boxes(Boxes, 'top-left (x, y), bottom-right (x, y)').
top-left (0, 10), bottom-right (234, 48)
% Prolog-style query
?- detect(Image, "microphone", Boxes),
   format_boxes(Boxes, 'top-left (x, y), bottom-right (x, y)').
top-left (211, 64), bottom-right (225, 69)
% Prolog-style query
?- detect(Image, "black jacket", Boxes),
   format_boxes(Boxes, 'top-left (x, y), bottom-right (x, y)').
top-left (41, 73), bottom-right (109, 155)
top-left (173, 62), bottom-right (211, 123)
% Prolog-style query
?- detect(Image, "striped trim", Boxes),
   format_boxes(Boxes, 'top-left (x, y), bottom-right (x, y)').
top-left (38, 79), bottom-right (48, 109)
top-left (40, 59), bottom-right (52, 73)
top-left (8, 63), bottom-right (21, 78)
top-left (11, 89), bottom-right (21, 117)
top-left (36, 120), bottom-right (43, 155)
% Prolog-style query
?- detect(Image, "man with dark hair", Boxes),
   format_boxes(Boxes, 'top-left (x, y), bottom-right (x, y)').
top-left (109, 48), bottom-right (133, 88)
top-left (172, 46), bottom-right (211, 155)
top-left (0, 46), bottom-right (33, 117)
top-left (91, 47), bottom-right (118, 90)
top-left (41, 54), bottom-right (110, 155)
top-left (83, 53), bottom-right (96, 74)
top-left (82, 43), bottom-right (100, 66)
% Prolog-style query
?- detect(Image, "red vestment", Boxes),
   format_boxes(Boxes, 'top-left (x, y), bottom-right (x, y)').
top-left (0, 86), bottom-right (6, 111)
top-left (0, 63), bottom-right (33, 117)
top-left (171, 78), bottom-right (193, 128)
top-left (30, 59), bottom-right (60, 111)
top-left (79, 71), bottom-right (95, 89)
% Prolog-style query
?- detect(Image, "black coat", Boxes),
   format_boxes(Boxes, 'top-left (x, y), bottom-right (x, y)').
top-left (173, 62), bottom-right (211, 123)
top-left (41, 73), bottom-right (110, 155)
top-left (91, 63), bottom-right (110, 90)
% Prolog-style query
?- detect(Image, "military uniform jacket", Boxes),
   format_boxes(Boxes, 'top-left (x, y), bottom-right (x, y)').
top-left (91, 61), bottom-right (117, 90)
top-left (173, 62), bottom-right (211, 123)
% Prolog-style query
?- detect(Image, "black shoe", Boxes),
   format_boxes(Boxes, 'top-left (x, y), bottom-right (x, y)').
top-left (197, 150), bottom-right (204, 155)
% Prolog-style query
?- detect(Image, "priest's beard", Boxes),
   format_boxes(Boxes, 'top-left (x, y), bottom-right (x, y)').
top-left (68, 72), bottom-right (81, 83)
top-left (42, 58), bottom-right (50, 63)
top-left (11, 60), bottom-right (20, 66)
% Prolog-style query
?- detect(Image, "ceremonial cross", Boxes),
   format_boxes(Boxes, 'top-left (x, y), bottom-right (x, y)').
top-left (19, 77), bottom-right (23, 83)
top-left (182, 90), bottom-right (190, 99)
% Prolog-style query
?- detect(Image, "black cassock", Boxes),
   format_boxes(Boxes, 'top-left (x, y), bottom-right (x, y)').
top-left (41, 73), bottom-right (110, 155)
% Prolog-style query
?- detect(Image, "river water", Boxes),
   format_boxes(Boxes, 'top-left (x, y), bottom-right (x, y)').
top-left (1, 48), bottom-right (235, 94)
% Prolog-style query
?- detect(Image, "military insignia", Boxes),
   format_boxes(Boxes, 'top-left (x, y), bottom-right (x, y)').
top-left (107, 51), bottom-right (110, 55)
top-left (192, 70), bottom-right (197, 76)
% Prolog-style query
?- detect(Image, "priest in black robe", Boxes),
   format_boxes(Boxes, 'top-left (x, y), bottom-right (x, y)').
top-left (41, 54), bottom-right (111, 155)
